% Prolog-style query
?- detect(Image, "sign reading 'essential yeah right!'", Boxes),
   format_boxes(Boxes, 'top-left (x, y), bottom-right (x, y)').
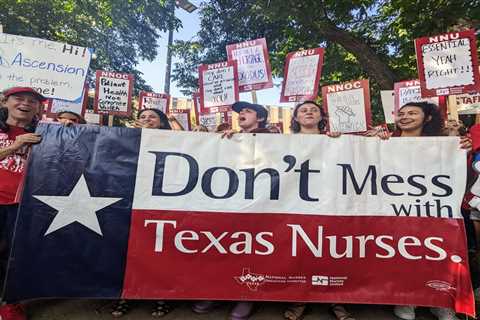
top-left (415, 29), bottom-right (480, 97)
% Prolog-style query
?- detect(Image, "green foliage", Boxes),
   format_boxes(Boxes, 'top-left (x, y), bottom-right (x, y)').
top-left (172, 0), bottom-right (479, 124)
top-left (0, 0), bottom-right (180, 93)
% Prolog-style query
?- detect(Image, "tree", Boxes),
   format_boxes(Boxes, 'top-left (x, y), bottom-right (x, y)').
top-left (0, 0), bottom-right (180, 92)
top-left (171, 0), bottom-right (479, 123)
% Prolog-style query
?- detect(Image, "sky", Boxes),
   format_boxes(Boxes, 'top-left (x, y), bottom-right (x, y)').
top-left (137, 1), bottom-right (292, 107)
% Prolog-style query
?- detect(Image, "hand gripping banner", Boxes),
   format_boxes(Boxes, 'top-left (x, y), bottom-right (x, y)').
top-left (4, 124), bottom-right (474, 316)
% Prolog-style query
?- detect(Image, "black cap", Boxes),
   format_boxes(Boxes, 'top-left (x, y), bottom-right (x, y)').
top-left (232, 101), bottom-right (268, 121)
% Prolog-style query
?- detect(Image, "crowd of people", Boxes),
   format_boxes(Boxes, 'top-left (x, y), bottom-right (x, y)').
top-left (0, 86), bottom-right (479, 320)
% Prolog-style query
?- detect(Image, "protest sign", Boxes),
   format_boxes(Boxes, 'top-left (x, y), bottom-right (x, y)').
top-left (84, 112), bottom-right (101, 125)
top-left (322, 80), bottom-right (371, 133)
top-left (280, 48), bottom-right (324, 102)
top-left (46, 84), bottom-right (88, 117)
top-left (415, 29), bottom-right (480, 97)
top-left (380, 90), bottom-right (395, 124)
top-left (0, 33), bottom-right (92, 100)
top-left (226, 38), bottom-right (273, 92)
top-left (170, 109), bottom-right (191, 131)
top-left (199, 61), bottom-right (239, 113)
top-left (456, 93), bottom-right (480, 114)
top-left (394, 80), bottom-right (440, 114)
top-left (6, 124), bottom-right (474, 317)
top-left (94, 71), bottom-right (134, 116)
top-left (139, 91), bottom-right (170, 113)
top-left (198, 113), bottom-right (218, 131)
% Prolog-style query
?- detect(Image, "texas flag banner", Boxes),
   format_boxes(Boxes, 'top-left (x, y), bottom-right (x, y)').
top-left (4, 124), bottom-right (474, 316)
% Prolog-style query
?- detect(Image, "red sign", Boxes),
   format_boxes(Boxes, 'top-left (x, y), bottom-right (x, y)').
top-left (415, 29), bottom-right (480, 97)
top-left (226, 38), bottom-right (273, 92)
top-left (198, 61), bottom-right (239, 114)
top-left (170, 109), bottom-right (192, 131)
top-left (280, 48), bottom-right (325, 102)
top-left (94, 70), bottom-right (134, 116)
top-left (139, 91), bottom-right (170, 114)
top-left (46, 83), bottom-right (89, 118)
top-left (322, 80), bottom-right (371, 133)
top-left (393, 79), bottom-right (441, 114)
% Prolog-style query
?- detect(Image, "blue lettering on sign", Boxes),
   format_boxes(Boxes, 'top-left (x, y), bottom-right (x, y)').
top-left (9, 52), bottom-right (86, 77)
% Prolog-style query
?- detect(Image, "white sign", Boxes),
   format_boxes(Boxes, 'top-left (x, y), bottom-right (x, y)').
top-left (457, 93), bottom-right (480, 114)
top-left (0, 33), bottom-right (92, 100)
top-left (399, 86), bottom-right (439, 107)
top-left (327, 88), bottom-right (367, 133)
top-left (380, 90), bottom-right (395, 124)
top-left (199, 62), bottom-right (238, 109)
top-left (199, 113), bottom-right (217, 131)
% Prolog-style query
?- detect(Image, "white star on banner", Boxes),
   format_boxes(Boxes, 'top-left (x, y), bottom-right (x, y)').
top-left (34, 175), bottom-right (122, 236)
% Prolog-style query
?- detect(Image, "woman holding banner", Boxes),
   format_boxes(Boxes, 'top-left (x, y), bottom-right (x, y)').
top-left (0, 87), bottom-right (45, 320)
top-left (111, 108), bottom-right (172, 318)
top-left (286, 100), bottom-right (353, 320)
top-left (375, 101), bottom-right (470, 320)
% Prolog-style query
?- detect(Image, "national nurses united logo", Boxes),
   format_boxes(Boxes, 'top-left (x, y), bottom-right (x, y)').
top-left (234, 268), bottom-right (266, 291)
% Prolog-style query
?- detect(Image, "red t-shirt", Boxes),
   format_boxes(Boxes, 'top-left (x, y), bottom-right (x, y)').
top-left (0, 126), bottom-right (29, 204)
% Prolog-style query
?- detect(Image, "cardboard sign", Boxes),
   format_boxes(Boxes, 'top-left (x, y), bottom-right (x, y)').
top-left (94, 71), bottom-right (134, 116)
top-left (415, 29), bottom-right (480, 97)
top-left (0, 33), bottom-right (92, 101)
top-left (380, 90), bottom-right (395, 124)
top-left (198, 113), bottom-right (218, 132)
top-left (47, 84), bottom-right (88, 117)
top-left (226, 38), bottom-right (273, 92)
top-left (170, 109), bottom-right (191, 131)
top-left (394, 80), bottom-right (440, 113)
top-left (138, 91), bottom-right (170, 113)
top-left (280, 48), bottom-right (325, 102)
top-left (199, 61), bottom-right (239, 113)
top-left (322, 80), bottom-right (371, 133)
top-left (456, 93), bottom-right (480, 114)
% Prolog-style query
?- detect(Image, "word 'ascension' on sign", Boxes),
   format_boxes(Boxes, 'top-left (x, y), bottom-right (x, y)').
top-left (5, 125), bottom-right (474, 317)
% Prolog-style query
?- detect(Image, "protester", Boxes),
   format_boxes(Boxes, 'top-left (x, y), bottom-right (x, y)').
top-left (111, 108), bottom-right (172, 318)
top-left (55, 111), bottom-right (86, 126)
top-left (0, 87), bottom-right (45, 320)
top-left (375, 102), bottom-right (470, 320)
top-left (192, 124), bottom-right (209, 132)
top-left (192, 101), bottom-right (270, 320)
top-left (285, 100), bottom-right (352, 320)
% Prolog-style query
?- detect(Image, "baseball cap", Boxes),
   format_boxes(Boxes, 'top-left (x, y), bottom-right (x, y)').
top-left (232, 101), bottom-right (268, 121)
top-left (3, 87), bottom-right (47, 102)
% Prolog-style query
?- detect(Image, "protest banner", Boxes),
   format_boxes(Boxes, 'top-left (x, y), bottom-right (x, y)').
top-left (138, 91), bottom-right (170, 113)
top-left (170, 109), bottom-right (191, 131)
top-left (226, 38), bottom-right (273, 92)
top-left (46, 83), bottom-right (88, 117)
top-left (280, 48), bottom-right (325, 102)
top-left (0, 33), bottom-right (92, 101)
top-left (415, 29), bottom-right (480, 97)
top-left (380, 90), bottom-right (395, 124)
top-left (456, 92), bottom-right (480, 115)
top-left (322, 80), bottom-right (371, 133)
top-left (5, 124), bottom-right (474, 316)
top-left (394, 79), bottom-right (441, 115)
top-left (199, 61), bottom-right (239, 113)
top-left (94, 71), bottom-right (134, 116)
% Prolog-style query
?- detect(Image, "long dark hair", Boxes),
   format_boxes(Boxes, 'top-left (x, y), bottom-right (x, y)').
top-left (137, 108), bottom-right (172, 130)
top-left (397, 102), bottom-right (444, 136)
top-left (290, 100), bottom-right (328, 133)
top-left (0, 107), bottom-right (38, 133)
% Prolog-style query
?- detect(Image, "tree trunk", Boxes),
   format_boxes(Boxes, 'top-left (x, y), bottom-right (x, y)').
top-left (316, 22), bottom-right (398, 89)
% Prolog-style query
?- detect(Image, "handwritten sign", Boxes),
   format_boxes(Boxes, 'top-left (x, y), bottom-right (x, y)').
top-left (415, 30), bottom-right (480, 97)
top-left (226, 38), bottom-right (273, 92)
top-left (94, 71), bottom-right (134, 116)
top-left (280, 48), bottom-right (324, 102)
top-left (322, 80), bottom-right (371, 133)
top-left (198, 61), bottom-right (239, 113)
top-left (198, 113), bottom-right (218, 132)
top-left (84, 111), bottom-right (102, 124)
top-left (394, 80), bottom-right (440, 114)
top-left (456, 93), bottom-right (480, 114)
top-left (0, 33), bottom-right (92, 101)
top-left (139, 91), bottom-right (169, 113)
top-left (171, 109), bottom-right (191, 131)
top-left (47, 84), bottom-right (88, 117)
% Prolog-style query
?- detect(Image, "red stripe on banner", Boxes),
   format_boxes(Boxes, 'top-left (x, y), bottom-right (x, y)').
top-left (122, 210), bottom-right (474, 316)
